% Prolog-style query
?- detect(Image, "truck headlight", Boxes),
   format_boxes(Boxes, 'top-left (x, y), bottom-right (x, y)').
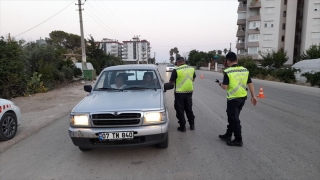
top-left (70, 114), bottom-right (89, 126)
top-left (144, 112), bottom-right (162, 124)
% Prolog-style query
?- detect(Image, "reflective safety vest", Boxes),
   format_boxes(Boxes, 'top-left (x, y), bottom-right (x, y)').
top-left (175, 64), bottom-right (195, 93)
top-left (223, 66), bottom-right (249, 99)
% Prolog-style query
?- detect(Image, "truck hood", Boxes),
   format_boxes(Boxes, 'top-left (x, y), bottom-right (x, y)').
top-left (72, 90), bottom-right (163, 113)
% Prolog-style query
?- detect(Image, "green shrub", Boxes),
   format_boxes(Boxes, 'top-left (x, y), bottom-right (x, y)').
top-left (302, 72), bottom-right (320, 87)
top-left (272, 68), bottom-right (298, 83)
top-left (26, 72), bottom-right (47, 94)
top-left (61, 66), bottom-right (74, 81)
top-left (0, 39), bottom-right (28, 98)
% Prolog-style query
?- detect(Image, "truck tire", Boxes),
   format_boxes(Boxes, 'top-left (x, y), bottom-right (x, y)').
top-left (156, 133), bottom-right (168, 149)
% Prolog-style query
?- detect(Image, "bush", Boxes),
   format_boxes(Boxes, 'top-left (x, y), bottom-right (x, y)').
top-left (302, 72), bottom-right (320, 87)
top-left (26, 72), bottom-right (47, 94)
top-left (272, 68), bottom-right (298, 83)
top-left (0, 39), bottom-right (28, 98)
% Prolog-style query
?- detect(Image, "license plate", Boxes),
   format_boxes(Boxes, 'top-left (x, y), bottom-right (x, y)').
top-left (98, 132), bottom-right (134, 140)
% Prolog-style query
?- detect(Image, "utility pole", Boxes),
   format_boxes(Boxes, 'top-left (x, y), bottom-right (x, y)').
top-left (229, 43), bottom-right (232, 52)
top-left (76, 0), bottom-right (87, 70)
top-left (154, 52), bottom-right (156, 64)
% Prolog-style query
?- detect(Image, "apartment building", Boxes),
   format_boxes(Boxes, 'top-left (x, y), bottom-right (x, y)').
top-left (100, 38), bottom-right (123, 57)
top-left (237, 0), bottom-right (320, 65)
top-left (122, 36), bottom-right (151, 64)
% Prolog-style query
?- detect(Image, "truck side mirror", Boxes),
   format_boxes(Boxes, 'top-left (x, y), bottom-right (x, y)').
top-left (84, 85), bottom-right (92, 92)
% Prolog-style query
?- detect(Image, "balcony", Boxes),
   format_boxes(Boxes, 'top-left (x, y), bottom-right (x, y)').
top-left (248, 28), bottom-right (260, 34)
top-left (236, 30), bottom-right (245, 37)
top-left (248, 15), bottom-right (261, 21)
top-left (247, 42), bottom-right (259, 47)
top-left (237, 19), bottom-right (246, 25)
top-left (238, 5), bottom-right (247, 12)
top-left (249, 0), bottom-right (261, 8)
top-left (236, 43), bottom-right (245, 49)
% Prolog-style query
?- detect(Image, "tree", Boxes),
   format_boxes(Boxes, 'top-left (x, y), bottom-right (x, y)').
top-left (223, 48), bottom-right (228, 55)
top-left (260, 48), bottom-right (288, 68)
top-left (0, 38), bottom-right (28, 98)
top-left (169, 56), bottom-right (174, 63)
top-left (46, 30), bottom-right (82, 54)
top-left (300, 44), bottom-right (320, 60)
top-left (169, 49), bottom-right (174, 63)
top-left (217, 50), bottom-right (222, 55)
top-left (188, 49), bottom-right (198, 66)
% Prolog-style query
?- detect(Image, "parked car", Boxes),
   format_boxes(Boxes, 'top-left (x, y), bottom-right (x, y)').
top-left (69, 64), bottom-right (174, 151)
top-left (0, 99), bottom-right (21, 141)
top-left (166, 64), bottom-right (175, 72)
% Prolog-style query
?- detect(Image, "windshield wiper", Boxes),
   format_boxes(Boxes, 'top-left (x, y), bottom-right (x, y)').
top-left (123, 86), bottom-right (158, 91)
top-left (98, 87), bottom-right (123, 91)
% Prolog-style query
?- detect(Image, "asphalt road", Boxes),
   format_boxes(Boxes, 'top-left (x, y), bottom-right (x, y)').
top-left (1, 64), bottom-right (319, 180)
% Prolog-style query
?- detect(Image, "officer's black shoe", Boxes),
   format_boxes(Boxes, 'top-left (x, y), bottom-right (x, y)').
top-left (226, 140), bottom-right (243, 147)
top-left (177, 126), bottom-right (186, 132)
top-left (190, 125), bottom-right (195, 130)
top-left (219, 134), bottom-right (231, 141)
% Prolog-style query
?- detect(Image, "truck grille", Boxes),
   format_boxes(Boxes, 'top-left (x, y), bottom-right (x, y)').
top-left (91, 113), bottom-right (141, 126)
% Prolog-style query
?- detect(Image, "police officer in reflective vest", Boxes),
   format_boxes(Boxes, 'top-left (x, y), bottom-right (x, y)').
top-left (218, 52), bottom-right (257, 146)
top-left (170, 57), bottom-right (196, 132)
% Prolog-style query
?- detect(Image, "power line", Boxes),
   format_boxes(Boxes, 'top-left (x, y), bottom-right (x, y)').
top-left (100, 1), bottom-right (135, 36)
top-left (85, 4), bottom-right (128, 40)
top-left (92, 1), bottom-right (134, 37)
top-left (13, 0), bottom-right (75, 38)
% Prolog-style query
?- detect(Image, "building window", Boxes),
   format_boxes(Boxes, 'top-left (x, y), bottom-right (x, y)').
top-left (248, 34), bottom-right (260, 42)
top-left (312, 32), bottom-right (320, 39)
top-left (316, 3), bottom-right (320, 11)
top-left (248, 47), bottom-right (259, 54)
top-left (264, 21), bottom-right (274, 28)
top-left (264, 34), bottom-right (273, 41)
top-left (238, 12), bottom-right (246, 19)
top-left (281, 36), bottom-right (285, 42)
top-left (249, 21), bottom-right (261, 29)
top-left (283, 11), bottom-right (286, 17)
top-left (265, 7), bottom-right (275, 14)
top-left (282, 23), bottom-right (286, 30)
top-left (284, 0), bottom-right (287, 5)
top-left (313, 18), bottom-right (320, 25)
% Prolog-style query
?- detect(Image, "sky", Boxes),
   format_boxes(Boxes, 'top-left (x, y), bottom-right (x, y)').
top-left (0, 0), bottom-right (238, 63)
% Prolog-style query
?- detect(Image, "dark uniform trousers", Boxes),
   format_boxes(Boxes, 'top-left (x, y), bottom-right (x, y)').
top-left (226, 97), bottom-right (246, 140)
top-left (174, 93), bottom-right (195, 127)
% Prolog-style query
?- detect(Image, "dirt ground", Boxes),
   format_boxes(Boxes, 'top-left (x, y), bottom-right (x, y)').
top-left (0, 81), bottom-right (92, 153)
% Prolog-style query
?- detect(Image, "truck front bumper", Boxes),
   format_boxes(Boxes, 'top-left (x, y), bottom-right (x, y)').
top-left (68, 121), bottom-right (169, 148)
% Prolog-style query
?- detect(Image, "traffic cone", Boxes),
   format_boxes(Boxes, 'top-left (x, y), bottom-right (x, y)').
top-left (257, 86), bottom-right (265, 98)
top-left (200, 74), bottom-right (204, 79)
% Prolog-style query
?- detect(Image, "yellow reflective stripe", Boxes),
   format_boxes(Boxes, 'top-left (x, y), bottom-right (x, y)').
top-left (227, 82), bottom-right (246, 97)
top-left (176, 75), bottom-right (193, 89)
